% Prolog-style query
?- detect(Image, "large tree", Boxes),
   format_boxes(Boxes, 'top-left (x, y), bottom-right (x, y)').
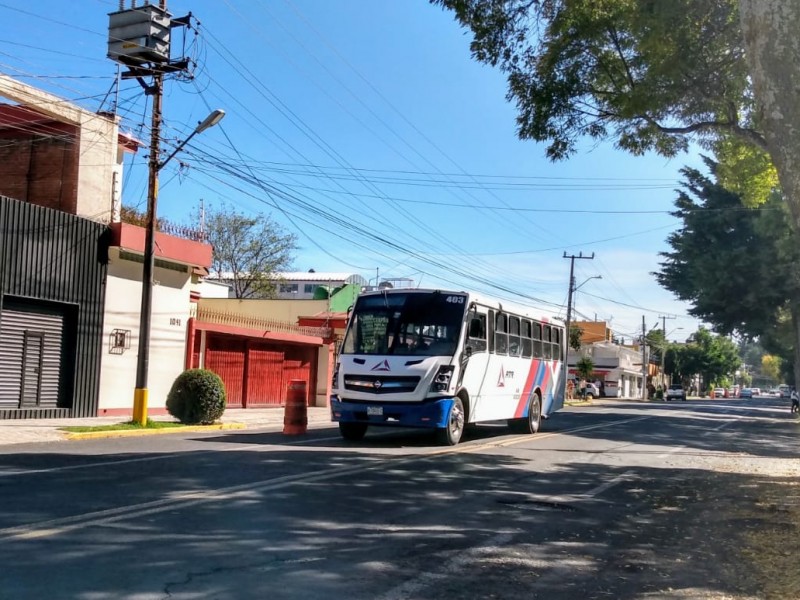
top-left (655, 161), bottom-right (799, 340)
top-left (433, 0), bottom-right (800, 380)
top-left (206, 204), bottom-right (298, 299)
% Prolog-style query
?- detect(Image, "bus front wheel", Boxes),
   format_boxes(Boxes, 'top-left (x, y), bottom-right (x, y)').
top-left (436, 397), bottom-right (465, 446)
top-left (339, 422), bottom-right (368, 441)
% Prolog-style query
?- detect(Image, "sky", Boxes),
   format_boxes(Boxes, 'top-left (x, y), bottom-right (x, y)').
top-left (0, 0), bottom-right (707, 343)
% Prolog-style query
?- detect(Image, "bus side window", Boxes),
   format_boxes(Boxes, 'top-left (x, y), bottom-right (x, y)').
top-left (552, 327), bottom-right (562, 359)
top-left (533, 322), bottom-right (543, 358)
top-left (521, 320), bottom-right (532, 358)
top-left (508, 316), bottom-right (521, 356)
top-left (495, 313), bottom-right (508, 355)
top-left (543, 325), bottom-right (552, 360)
top-left (467, 314), bottom-right (487, 353)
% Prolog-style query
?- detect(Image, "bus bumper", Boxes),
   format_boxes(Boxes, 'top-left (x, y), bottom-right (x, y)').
top-left (330, 396), bottom-right (453, 429)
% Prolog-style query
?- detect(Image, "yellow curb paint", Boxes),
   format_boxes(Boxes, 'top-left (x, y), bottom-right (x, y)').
top-left (65, 422), bottom-right (246, 441)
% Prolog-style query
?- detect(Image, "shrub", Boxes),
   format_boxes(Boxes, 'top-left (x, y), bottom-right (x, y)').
top-left (166, 369), bottom-right (227, 425)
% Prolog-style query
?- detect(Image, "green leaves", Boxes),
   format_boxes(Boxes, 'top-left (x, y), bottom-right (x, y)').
top-left (433, 0), bottom-right (753, 160)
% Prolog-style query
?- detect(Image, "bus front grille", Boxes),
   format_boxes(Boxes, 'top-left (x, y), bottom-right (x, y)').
top-left (343, 375), bottom-right (420, 394)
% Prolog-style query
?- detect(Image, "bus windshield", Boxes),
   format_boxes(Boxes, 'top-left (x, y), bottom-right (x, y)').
top-left (342, 291), bottom-right (468, 356)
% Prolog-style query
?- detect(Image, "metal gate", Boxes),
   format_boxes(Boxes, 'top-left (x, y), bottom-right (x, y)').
top-left (203, 334), bottom-right (316, 408)
top-left (0, 306), bottom-right (65, 410)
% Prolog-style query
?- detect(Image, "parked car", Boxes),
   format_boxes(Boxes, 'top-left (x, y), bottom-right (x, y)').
top-left (751, 387), bottom-right (761, 396)
top-left (665, 383), bottom-right (686, 401)
top-left (581, 382), bottom-right (602, 400)
top-left (713, 387), bottom-right (725, 398)
top-left (739, 387), bottom-right (754, 398)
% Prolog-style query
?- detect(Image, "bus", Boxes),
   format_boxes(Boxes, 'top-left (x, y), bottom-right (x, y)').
top-left (330, 288), bottom-right (566, 445)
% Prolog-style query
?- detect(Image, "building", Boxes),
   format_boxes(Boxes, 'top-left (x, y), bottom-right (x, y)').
top-left (568, 321), bottom-right (657, 398)
top-left (0, 74), bottom-right (212, 419)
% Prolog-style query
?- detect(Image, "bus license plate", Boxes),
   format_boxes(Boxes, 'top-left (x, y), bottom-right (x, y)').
top-left (367, 406), bottom-right (383, 416)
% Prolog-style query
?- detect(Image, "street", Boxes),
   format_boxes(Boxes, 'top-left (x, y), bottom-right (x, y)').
top-left (1, 397), bottom-right (798, 599)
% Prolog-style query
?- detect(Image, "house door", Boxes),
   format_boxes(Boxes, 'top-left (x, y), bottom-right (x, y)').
top-left (20, 331), bottom-right (44, 407)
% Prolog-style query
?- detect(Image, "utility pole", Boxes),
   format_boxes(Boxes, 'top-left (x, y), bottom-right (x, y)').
top-left (108, 0), bottom-right (203, 424)
top-left (133, 68), bottom-right (164, 424)
top-left (659, 314), bottom-right (676, 388)
top-left (642, 315), bottom-right (648, 400)
top-left (563, 251), bottom-right (595, 382)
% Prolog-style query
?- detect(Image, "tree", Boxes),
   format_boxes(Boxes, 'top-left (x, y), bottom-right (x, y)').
top-left (206, 204), bottom-right (298, 299)
top-left (568, 324), bottom-right (583, 351)
top-left (677, 328), bottom-right (741, 391)
top-left (576, 355), bottom-right (594, 381)
top-left (761, 354), bottom-right (782, 383)
top-left (655, 162), bottom-right (800, 339)
top-left (432, 0), bottom-right (800, 382)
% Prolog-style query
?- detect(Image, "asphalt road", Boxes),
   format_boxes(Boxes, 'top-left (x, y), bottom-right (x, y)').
top-left (1, 397), bottom-right (798, 599)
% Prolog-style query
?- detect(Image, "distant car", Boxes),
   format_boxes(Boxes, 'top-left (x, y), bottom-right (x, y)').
top-left (713, 387), bottom-right (725, 398)
top-left (739, 388), bottom-right (754, 398)
top-left (665, 384), bottom-right (686, 401)
top-left (751, 387), bottom-right (761, 396)
top-left (581, 382), bottom-right (601, 400)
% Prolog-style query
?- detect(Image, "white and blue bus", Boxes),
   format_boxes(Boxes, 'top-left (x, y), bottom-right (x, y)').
top-left (330, 288), bottom-right (566, 445)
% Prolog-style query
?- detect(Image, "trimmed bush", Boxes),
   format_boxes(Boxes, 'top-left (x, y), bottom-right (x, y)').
top-left (166, 369), bottom-right (227, 425)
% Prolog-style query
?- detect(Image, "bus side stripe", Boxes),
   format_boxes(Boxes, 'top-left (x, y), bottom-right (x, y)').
top-left (515, 359), bottom-right (542, 418)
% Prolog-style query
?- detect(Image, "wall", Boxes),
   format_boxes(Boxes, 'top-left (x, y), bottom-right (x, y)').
top-left (0, 196), bottom-right (107, 418)
top-left (0, 129), bottom-right (79, 214)
top-left (574, 321), bottom-right (612, 344)
top-left (199, 298), bottom-right (329, 322)
top-left (98, 248), bottom-right (192, 414)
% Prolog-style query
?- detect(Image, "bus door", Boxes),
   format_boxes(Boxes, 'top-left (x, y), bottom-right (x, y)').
top-left (456, 307), bottom-right (491, 420)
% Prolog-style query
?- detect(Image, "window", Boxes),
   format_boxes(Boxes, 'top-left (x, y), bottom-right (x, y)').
top-left (521, 320), bottom-right (532, 358)
top-left (508, 316), bottom-right (521, 356)
top-left (279, 283), bottom-right (299, 294)
top-left (533, 322), bottom-right (543, 358)
top-left (304, 284), bottom-right (316, 294)
top-left (552, 327), bottom-right (562, 359)
top-left (543, 325), bottom-right (552, 359)
top-left (467, 314), bottom-right (487, 353)
top-left (494, 313), bottom-right (508, 355)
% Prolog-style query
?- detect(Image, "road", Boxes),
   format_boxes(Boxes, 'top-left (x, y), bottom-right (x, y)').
top-left (1, 397), bottom-right (798, 599)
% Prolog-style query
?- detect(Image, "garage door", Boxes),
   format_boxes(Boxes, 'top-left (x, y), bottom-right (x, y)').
top-left (0, 307), bottom-right (65, 409)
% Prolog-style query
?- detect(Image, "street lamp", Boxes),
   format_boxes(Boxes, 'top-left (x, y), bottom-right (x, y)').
top-left (666, 326), bottom-right (684, 341)
top-left (133, 108), bottom-right (226, 425)
top-left (572, 275), bottom-right (602, 321)
top-left (564, 273), bottom-right (602, 376)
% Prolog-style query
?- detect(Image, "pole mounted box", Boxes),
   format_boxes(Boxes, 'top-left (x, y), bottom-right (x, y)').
top-left (108, 4), bottom-right (172, 66)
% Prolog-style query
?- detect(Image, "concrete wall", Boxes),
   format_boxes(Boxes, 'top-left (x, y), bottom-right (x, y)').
top-left (98, 248), bottom-right (193, 414)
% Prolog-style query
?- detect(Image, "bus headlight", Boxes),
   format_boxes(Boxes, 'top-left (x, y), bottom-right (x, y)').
top-left (430, 365), bottom-right (454, 392)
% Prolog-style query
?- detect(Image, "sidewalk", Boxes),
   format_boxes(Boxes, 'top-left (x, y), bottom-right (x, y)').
top-left (0, 406), bottom-right (334, 447)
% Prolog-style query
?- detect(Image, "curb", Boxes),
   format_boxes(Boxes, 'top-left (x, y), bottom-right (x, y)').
top-left (63, 422), bottom-right (246, 441)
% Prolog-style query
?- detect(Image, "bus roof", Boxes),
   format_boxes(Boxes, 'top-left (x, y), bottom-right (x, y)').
top-left (357, 288), bottom-right (564, 324)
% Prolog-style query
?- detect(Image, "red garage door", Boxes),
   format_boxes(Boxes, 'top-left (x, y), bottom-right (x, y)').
top-left (204, 336), bottom-right (246, 407)
top-left (202, 334), bottom-right (317, 408)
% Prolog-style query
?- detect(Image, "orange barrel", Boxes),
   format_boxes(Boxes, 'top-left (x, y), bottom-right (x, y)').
top-left (283, 379), bottom-right (308, 435)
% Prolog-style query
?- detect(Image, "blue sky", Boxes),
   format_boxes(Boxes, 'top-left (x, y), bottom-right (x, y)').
top-left (0, 0), bottom-right (706, 343)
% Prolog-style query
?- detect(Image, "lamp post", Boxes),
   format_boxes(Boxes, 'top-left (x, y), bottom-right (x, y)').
top-left (573, 275), bottom-right (602, 316)
top-left (132, 108), bottom-right (225, 425)
top-left (563, 272), bottom-right (602, 392)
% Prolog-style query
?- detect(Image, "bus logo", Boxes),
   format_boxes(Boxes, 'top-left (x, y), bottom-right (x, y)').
top-left (371, 360), bottom-right (391, 372)
top-left (498, 366), bottom-right (505, 387)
